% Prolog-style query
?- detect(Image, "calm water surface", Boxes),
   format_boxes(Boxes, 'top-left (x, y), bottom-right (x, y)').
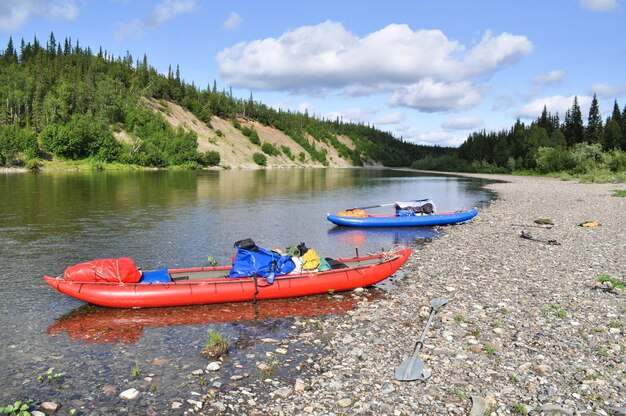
top-left (0, 168), bottom-right (493, 412)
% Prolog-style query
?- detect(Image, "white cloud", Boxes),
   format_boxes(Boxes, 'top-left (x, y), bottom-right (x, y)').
top-left (0, 0), bottom-right (79, 31)
top-left (116, 0), bottom-right (196, 40)
top-left (580, 0), bottom-right (619, 11)
top-left (591, 81), bottom-right (626, 98)
top-left (217, 21), bottom-right (532, 92)
top-left (463, 30), bottom-right (534, 78)
top-left (222, 11), bottom-right (242, 30)
top-left (517, 95), bottom-right (593, 119)
top-left (376, 111), bottom-right (405, 125)
top-left (115, 19), bottom-right (145, 41)
top-left (442, 116), bottom-right (484, 130)
top-left (321, 106), bottom-right (380, 125)
top-left (410, 131), bottom-right (466, 147)
top-left (387, 79), bottom-right (483, 112)
top-left (147, 0), bottom-right (195, 27)
top-left (532, 70), bottom-right (565, 85)
top-left (297, 102), bottom-right (313, 114)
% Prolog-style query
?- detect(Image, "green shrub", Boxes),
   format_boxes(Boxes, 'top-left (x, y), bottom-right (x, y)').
top-left (200, 150), bottom-right (220, 166)
top-left (569, 143), bottom-right (603, 173)
top-left (280, 145), bottom-right (294, 160)
top-left (25, 158), bottom-right (40, 171)
top-left (535, 146), bottom-right (573, 173)
top-left (241, 127), bottom-right (260, 145)
top-left (0, 125), bottom-right (39, 167)
top-left (261, 142), bottom-right (279, 156)
top-left (253, 152), bottom-right (266, 166)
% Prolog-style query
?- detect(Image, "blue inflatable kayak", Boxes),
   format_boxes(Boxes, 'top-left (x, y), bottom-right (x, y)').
top-left (327, 209), bottom-right (478, 227)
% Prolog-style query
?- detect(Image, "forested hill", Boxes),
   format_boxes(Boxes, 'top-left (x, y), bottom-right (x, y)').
top-left (0, 34), bottom-right (454, 170)
top-left (411, 94), bottom-right (626, 182)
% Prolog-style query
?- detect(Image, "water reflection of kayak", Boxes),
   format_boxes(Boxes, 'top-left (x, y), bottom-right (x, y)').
top-left (328, 226), bottom-right (442, 246)
top-left (47, 294), bottom-right (369, 344)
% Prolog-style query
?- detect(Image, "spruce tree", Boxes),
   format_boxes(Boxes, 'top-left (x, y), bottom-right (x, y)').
top-left (621, 104), bottom-right (626, 151)
top-left (603, 119), bottom-right (621, 151)
top-left (564, 96), bottom-right (584, 147)
top-left (586, 93), bottom-right (603, 145)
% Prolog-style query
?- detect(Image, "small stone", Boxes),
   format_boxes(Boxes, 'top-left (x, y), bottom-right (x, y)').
top-left (211, 402), bottom-right (226, 412)
top-left (119, 388), bottom-right (140, 400)
top-left (31, 412), bottom-right (45, 416)
top-left (261, 338), bottom-right (279, 344)
top-left (338, 398), bottom-right (352, 407)
top-left (274, 387), bottom-right (293, 398)
top-left (191, 369), bottom-right (204, 375)
top-left (187, 399), bottom-right (203, 409)
top-left (275, 347), bottom-right (288, 354)
top-left (342, 335), bottom-right (354, 344)
top-left (535, 364), bottom-right (551, 374)
top-left (40, 401), bottom-right (59, 412)
top-left (469, 396), bottom-right (487, 416)
top-left (469, 344), bottom-right (482, 353)
top-left (171, 401), bottom-right (183, 409)
top-left (206, 361), bottom-right (221, 371)
top-left (294, 378), bottom-right (306, 392)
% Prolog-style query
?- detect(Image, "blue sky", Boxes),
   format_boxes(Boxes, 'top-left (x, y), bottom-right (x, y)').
top-left (1, 0), bottom-right (625, 147)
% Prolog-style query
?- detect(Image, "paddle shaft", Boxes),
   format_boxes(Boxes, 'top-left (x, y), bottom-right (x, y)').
top-left (348, 198), bottom-right (429, 211)
top-left (401, 305), bottom-right (437, 379)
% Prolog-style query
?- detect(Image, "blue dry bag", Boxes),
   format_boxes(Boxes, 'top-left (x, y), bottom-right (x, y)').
top-left (229, 241), bottom-right (295, 279)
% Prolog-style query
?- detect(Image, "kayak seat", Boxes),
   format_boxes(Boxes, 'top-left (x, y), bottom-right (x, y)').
top-left (139, 268), bottom-right (172, 283)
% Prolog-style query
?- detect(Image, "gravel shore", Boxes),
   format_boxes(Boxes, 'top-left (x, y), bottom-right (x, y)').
top-left (193, 174), bottom-right (625, 416)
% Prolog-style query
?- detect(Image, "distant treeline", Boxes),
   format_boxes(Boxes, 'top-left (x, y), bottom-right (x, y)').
top-left (0, 33), bottom-right (452, 169)
top-left (412, 96), bottom-right (626, 181)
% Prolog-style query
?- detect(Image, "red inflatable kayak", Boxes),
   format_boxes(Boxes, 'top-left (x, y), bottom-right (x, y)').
top-left (44, 248), bottom-right (412, 308)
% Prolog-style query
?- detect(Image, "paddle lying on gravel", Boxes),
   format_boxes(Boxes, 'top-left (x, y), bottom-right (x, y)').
top-left (347, 198), bottom-right (429, 211)
top-left (395, 297), bottom-right (448, 381)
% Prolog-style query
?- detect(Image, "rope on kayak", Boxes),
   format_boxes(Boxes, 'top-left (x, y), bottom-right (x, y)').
top-left (253, 274), bottom-right (259, 304)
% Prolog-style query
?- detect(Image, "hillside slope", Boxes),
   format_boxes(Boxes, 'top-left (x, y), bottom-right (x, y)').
top-left (142, 98), bottom-right (377, 169)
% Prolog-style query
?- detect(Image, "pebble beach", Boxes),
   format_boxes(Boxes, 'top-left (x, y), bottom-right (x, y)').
top-left (190, 174), bottom-right (625, 416)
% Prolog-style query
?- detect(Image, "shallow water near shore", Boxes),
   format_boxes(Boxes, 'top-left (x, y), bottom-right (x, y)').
top-left (0, 168), bottom-right (493, 413)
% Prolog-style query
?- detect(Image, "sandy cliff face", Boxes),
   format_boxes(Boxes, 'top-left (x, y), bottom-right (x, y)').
top-left (141, 98), bottom-right (375, 169)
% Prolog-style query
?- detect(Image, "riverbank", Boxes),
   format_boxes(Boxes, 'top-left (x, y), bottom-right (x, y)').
top-left (195, 174), bottom-right (625, 415)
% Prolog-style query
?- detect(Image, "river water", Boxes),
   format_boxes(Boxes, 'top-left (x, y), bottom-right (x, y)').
top-left (0, 168), bottom-right (493, 413)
